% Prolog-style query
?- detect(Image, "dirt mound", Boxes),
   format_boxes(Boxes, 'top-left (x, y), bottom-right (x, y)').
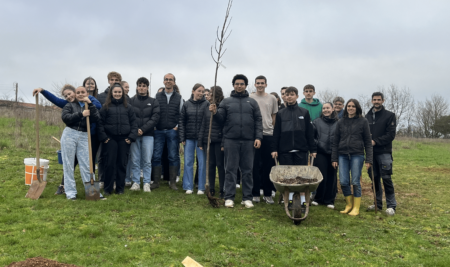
top-left (7, 257), bottom-right (81, 267)
top-left (278, 176), bottom-right (318, 184)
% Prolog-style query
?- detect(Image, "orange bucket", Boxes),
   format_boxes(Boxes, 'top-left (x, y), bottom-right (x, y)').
top-left (24, 158), bottom-right (49, 185)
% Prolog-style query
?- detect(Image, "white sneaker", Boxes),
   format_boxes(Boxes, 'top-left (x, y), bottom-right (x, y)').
top-left (252, 196), bottom-right (260, 203)
top-left (125, 182), bottom-right (132, 187)
top-left (367, 205), bottom-right (376, 211)
top-left (176, 176), bottom-right (180, 183)
top-left (143, 183), bottom-right (151, 192)
top-left (386, 208), bottom-right (395, 216)
top-left (99, 182), bottom-right (104, 189)
top-left (236, 184), bottom-right (240, 189)
top-left (327, 204), bottom-right (335, 209)
top-left (150, 181), bottom-right (154, 184)
top-left (186, 190), bottom-right (193, 194)
top-left (263, 196), bottom-right (274, 204)
top-left (311, 201), bottom-right (319, 206)
top-left (241, 200), bottom-right (254, 208)
top-left (130, 183), bottom-right (140, 191)
top-left (197, 190), bottom-right (205, 195)
top-left (272, 191), bottom-right (276, 198)
top-left (260, 189), bottom-right (263, 195)
top-left (225, 200), bottom-right (234, 208)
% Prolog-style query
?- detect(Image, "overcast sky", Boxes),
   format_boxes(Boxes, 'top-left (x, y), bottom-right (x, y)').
top-left (1, 0), bottom-right (449, 103)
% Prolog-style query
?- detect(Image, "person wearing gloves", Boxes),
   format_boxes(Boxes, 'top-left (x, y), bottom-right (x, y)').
top-left (311, 102), bottom-right (339, 209)
top-left (97, 83), bottom-right (138, 195)
top-left (60, 86), bottom-right (103, 200)
top-left (128, 77), bottom-right (160, 192)
top-left (331, 99), bottom-right (373, 216)
top-left (179, 83), bottom-right (209, 195)
top-left (198, 86), bottom-right (225, 198)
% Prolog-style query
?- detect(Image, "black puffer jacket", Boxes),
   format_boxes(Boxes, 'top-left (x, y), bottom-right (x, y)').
top-left (62, 102), bottom-right (100, 132)
top-left (129, 94), bottom-right (160, 137)
top-left (313, 116), bottom-right (338, 155)
top-left (331, 116), bottom-right (373, 164)
top-left (272, 102), bottom-right (316, 153)
top-left (366, 106), bottom-right (396, 155)
top-left (179, 96), bottom-right (209, 142)
top-left (97, 87), bottom-right (109, 105)
top-left (198, 101), bottom-right (223, 147)
top-left (155, 90), bottom-right (182, 130)
top-left (97, 98), bottom-right (138, 142)
top-left (215, 90), bottom-right (263, 141)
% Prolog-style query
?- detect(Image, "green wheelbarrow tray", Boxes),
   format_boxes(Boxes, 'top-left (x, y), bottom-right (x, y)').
top-left (270, 165), bottom-right (323, 224)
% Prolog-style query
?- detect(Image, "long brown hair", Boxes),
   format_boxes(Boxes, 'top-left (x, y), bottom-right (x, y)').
top-left (343, 99), bottom-right (363, 118)
top-left (83, 77), bottom-right (98, 98)
top-left (104, 83), bottom-right (128, 110)
top-left (210, 86), bottom-right (224, 104)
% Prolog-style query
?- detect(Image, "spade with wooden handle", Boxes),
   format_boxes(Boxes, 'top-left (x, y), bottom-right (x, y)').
top-left (83, 103), bottom-right (100, 200)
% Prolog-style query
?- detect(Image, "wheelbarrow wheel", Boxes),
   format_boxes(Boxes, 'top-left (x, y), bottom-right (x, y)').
top-left (292, 193), bottom-right (302, 219)
top-left (293, 220), bottom-right (301, 225)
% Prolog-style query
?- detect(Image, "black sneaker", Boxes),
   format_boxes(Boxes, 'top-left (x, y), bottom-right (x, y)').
top-left (55, 185), bottom-right (65, 195)
top-left (116, 191), bottom-right (124, 195)
top-left (68, 197), bottom-right (76, 201)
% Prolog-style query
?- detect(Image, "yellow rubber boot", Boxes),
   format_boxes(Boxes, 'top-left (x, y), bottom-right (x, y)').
top-left (340, 195), bottom-right (353, 214)
top-left (348, 197), bottom-right (361, 216)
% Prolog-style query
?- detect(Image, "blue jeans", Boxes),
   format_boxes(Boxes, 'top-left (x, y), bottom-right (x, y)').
top-left (152, 129), bottom-right (180, 167)
top-left (130, 136), bottom-right (154, 184)
top-left (338, 154), bottom-right (364, 197)
top-left (182, 139), bottom-right (206, 191)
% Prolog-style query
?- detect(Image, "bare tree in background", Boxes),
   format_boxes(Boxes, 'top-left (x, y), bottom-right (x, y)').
top-left (415, 94), bottom-right (449, 138)
top-left (377, 84), bottom-right (414, 129)
top-left (358, 93), bottom-right (372, 115)
top-left (317, 88), bottom-right (339, 103)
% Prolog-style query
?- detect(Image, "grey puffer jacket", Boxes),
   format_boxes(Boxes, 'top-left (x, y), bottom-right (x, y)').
top-left (214, 90), bottom-right (263, 141)
top-left (179, 95), bottom-right (209, 142)
top-left (331, 116), bottom-right (373, 164)
top-left (313, 116), bottom-right (338, 155)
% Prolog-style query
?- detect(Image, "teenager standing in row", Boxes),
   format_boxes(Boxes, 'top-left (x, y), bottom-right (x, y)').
top-left (97, 83), bottom-right (138, 195)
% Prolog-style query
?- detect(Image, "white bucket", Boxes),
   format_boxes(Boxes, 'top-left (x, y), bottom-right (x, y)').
top-left (24, 158), bottom-right (50, 185)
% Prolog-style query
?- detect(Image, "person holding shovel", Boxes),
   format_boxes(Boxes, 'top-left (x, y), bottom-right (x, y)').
top-left (331, 99), bottom-right (373, 216)
top-left (61, 86), bottom-right (102, 200)
top-left (32, 80), bottom-right (102, 195)
top-left (97, 83), bottom-right (138, 195)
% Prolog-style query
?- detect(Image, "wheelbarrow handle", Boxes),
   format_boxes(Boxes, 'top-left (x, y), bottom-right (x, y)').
top-left (274, 156), bottom-right (278, 166)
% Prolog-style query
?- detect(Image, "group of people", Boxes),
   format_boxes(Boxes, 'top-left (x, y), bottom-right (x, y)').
top-left (33, 71), bottom-right (397, 216)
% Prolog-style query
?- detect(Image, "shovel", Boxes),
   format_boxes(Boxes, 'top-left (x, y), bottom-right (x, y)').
top-left (83, 103), bottom-right (100, 201)
top-left (25, 94), bottom-right (47, 199)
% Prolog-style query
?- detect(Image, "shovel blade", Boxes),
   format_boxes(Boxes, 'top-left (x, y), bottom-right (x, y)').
top-left (84, 181), bottom-right (100, 201)
top-left (25, 180), bottom-right (47, 200)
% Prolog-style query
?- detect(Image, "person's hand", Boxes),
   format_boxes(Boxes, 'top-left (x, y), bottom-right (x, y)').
top-left (209, 104), bottom-right (217, 114)
top-left (271, 152), bottom-right (278, 159)
top-left (182, 141), bottom-right (186, 146)
top-left (332, 162), bottom-right (338, 169)
top-left (173, 126), bottom-right (178, 131)
top-left (372, 140), bottom-right (376, 146)
top-left (125, 138), bottom-right (131, 144)
top-left (104, 138), bottom-right (110, 144)
top-left (32, 88), bottom-right (43, 96)
top-left (138, 129), bottom-right (143, 136)
top-left (82, 97), bottom-right (91, 104)
top-left (82, 110), bottom-right (90, 117)
top-left (221, 147), bottom-right (224, 151)
top-left (366, 162), bottom-right (372, 170)
top-left (254, 139), bottom-right (261, 149)
top-left (199, 147), bottom-right (203, 150)
top-left (311, 153), bottom-right (317, 158)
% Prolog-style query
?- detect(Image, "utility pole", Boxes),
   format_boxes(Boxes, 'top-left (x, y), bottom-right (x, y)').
top-left (15, 83), bottom-right (18, 103)
top-left (149, 73), bottom-right (152, 96)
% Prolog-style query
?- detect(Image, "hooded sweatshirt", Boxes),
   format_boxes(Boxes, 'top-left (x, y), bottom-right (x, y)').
top-left (299, 98), bottom-right (323, 121)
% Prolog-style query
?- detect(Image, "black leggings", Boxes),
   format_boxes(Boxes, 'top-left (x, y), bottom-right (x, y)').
top-left (60, 133), bottom-right (100, 185)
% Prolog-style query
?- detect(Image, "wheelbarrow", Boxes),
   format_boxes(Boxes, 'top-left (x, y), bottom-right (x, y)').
top-left (270, 157), bottom-right (323, 225)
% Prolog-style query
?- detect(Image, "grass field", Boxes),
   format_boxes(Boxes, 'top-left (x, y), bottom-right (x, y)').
top-left (1, 117), bottom-right (450, 266)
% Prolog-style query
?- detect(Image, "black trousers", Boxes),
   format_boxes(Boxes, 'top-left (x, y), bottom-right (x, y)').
top-left (61, 133), bottom-right (100, 185)
top-left (313, 153), bottom-right (337, 205)
top-left (252, 135), bottom-right (276, 197)
top-left (368, 153), bottom-right (397, 210)
top-left (208, 142), bottom-right (225, 194)
top-left (278, 151), bottom-right (308, 166)
top-left (101, 135), bottom-right (130, 194)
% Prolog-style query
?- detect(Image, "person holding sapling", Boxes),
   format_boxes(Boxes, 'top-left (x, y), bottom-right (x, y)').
top-left (60, 86), bottom-right (103, 200)
top-left (179, 83), bottom-right (209, 195)
top-left (97, 83), bottom-right (138, 196)
top-left (331, 99), bottom-right (373, 216)
top-left (128, 77), bottom-right (160, 192)
top-left (33, 79), bottom-right (102, 196)
top-left (311, 102), bottom-right (339, 209)
top-left (271, 86), bottom-right (317, 205)
top-left (198, 86), bottom-right (225, 198)
top-left (366, 92), bottom-right (397, 216)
